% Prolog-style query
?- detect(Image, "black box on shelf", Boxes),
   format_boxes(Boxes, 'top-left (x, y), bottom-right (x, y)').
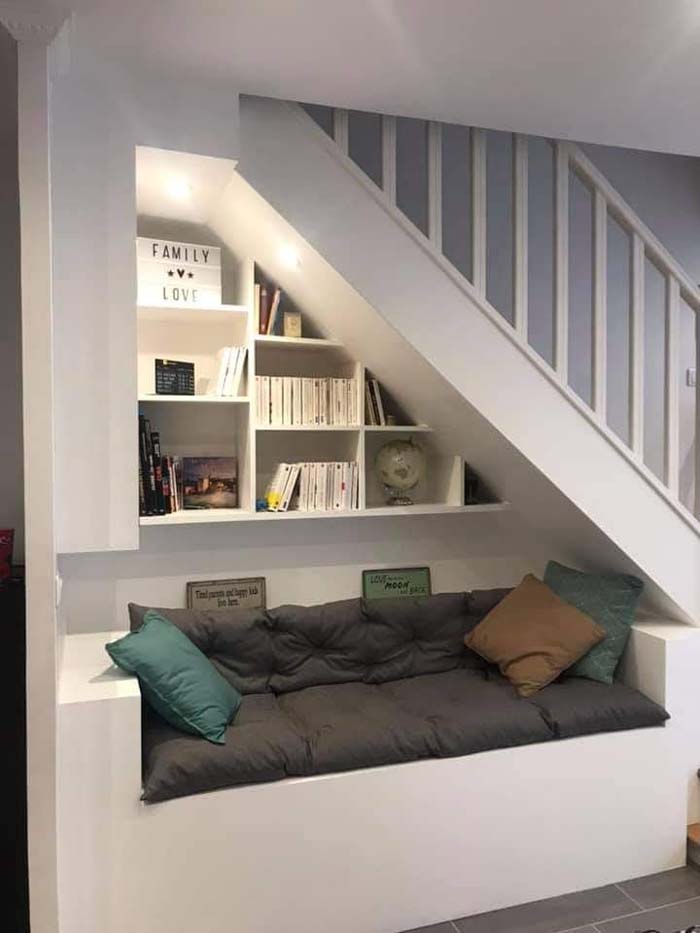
top-left (155, 359), bottom-right (195, 395)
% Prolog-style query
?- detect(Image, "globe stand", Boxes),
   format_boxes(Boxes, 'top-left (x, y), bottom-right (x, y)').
top-left (375, 438), bottom-right (427, 508)
top-left (383, 485), bottom-right (416, 507)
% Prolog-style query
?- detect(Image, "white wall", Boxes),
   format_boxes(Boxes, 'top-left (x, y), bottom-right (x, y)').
top-left (50, 51), bottom-right (240, 555)
top-left (59, 513), bottom-right (539, 634)
top-left (0, 25), bottom-right (23, 562)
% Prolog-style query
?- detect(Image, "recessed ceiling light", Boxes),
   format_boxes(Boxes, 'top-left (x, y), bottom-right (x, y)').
top-left (279, 244), bottom-right (300, 268)
top-left (165, 176), bottom-right (192, 201)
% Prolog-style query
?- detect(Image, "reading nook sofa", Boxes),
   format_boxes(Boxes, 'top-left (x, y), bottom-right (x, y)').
top-left (128, 591), bottom-right (668, 803)
top-left (58, 589), bottom-right (699, 933)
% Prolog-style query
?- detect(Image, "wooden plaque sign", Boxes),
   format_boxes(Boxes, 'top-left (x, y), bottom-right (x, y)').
top-left (186, 577), bottom-right (266, 611)
top-left (362, 567), bottom-right (432, 600)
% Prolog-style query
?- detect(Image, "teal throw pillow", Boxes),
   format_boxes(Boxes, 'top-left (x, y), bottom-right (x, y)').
top-left (106, 609), bottom-right (241, 743)
top-left (543, 561), bottom-right (643, 684)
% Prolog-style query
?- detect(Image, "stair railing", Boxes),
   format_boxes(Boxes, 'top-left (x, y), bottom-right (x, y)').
top-left (303, 105), bottom-right (700, 523)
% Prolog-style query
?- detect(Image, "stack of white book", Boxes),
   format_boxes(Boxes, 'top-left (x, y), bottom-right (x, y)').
top-left (265, 461), bottom-right (360, 512)
top-left (214, 346), bottom-right (247, 397)
top-left (256, 376), bottom-right (359, 426)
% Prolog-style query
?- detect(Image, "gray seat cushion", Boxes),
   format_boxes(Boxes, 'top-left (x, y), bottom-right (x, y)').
top-left (525, 674), bottom-right (669, 738)
top-left (278, 681), bottom-right (436, 775)
top-left (142, 693), bottom-right (308, 803)
top-left (381, 669), bottom-right (554, 756)
top-left (142, 670), bottom-right (552, 802)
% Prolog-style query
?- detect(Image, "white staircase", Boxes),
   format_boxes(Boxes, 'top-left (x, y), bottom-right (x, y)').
top-left (234, 96), bottom-right (700, 622)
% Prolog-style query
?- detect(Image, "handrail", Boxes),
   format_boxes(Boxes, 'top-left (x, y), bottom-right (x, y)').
top-left (565, 142), bottom-right (700, 311)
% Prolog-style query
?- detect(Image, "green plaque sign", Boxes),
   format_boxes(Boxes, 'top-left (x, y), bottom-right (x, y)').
top-left (362, 567), bottom-right (432, 600)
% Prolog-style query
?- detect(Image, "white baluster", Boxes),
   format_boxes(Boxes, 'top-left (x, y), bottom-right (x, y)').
top-left (513, 134), bottom-right (528, 339)
top-left (427, 122), bottom-right (442, 250)
top-left (664, 276), bottom-right (680, 496)
top-left (471, 128), bottom-right (487, 296)
top-left (592, 189), bottom-right (608, 417)
top-left (381, 116), bottom-right (397, 203)
top-left (333, 109), bottom-right (349, 154)
top-left (554, 142), bottom-right (569, 380)
top-left (629, 233), bottom-right (645, 457)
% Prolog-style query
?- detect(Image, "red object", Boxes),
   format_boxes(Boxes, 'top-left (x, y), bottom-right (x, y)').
top-left (0, 529), bottom-right (14, 581)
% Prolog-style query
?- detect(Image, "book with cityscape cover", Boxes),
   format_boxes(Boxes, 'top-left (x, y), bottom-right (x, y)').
top-left (182, 457), bottom-right (238, 509)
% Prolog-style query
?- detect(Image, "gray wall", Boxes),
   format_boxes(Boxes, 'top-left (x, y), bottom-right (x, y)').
top-left (306, 104), bottom-right (700, 510)
top-left (0, 26), bottom-right (23, 562)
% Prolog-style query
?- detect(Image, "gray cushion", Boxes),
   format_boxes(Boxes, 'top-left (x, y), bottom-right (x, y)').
top-left (270, 593), bottom-right (481, 693)
top-left (278, 681), bottom-right (436, 774)
top-left (142, 692), bottom-right (308, 802)
top-left (142, 668), bottom-right (668, 803)
top-left (129, 592), bottom-right (480, 696)
top-left (526, 675), bottom-right (669, 738)
top-left (381, 669), bottom-right (553, 755)
top-left (129, 603), bottom-right (274, 694)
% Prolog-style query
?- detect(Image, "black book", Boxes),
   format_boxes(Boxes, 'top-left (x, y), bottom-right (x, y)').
top-left (138, 415), bottom-right (155, 515)
top-left (161, 455), bottom-right (172, 514)
top-left (150, 430), bottom-right (166, 515)
top-left (142, 418), bottom-right (158, 515)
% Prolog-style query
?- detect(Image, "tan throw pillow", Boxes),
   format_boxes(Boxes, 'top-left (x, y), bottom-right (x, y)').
top-left (465, 574), bottom-right (606, 697)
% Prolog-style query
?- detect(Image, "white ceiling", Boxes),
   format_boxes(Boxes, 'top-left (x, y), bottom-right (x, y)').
top-left (7, 0), bottom-right (700, 155)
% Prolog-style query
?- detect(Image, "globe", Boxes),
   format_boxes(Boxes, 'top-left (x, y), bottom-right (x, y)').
top-left (375, 438), bottom-right (426, 506)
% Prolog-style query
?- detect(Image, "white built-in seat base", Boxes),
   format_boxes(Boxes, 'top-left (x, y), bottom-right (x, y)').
top-left (57, 623), bottom-right (700, 933)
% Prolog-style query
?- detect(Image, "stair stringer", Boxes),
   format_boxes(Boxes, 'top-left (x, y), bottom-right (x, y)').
top-left (234, 95), bottom-right (700, 622)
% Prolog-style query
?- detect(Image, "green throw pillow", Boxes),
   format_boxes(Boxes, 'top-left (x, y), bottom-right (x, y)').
top-left (106, 609), bottom-right (241, 743)
top-left (543, 561), bottom-right (643, 684)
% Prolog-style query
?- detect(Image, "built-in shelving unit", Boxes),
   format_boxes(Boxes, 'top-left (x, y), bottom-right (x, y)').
top-left (137, 256), bottom-right (506, 526)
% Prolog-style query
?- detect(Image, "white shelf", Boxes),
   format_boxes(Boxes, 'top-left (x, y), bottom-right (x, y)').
top-left (365, 424), bottom-right (432, 432)
top-left (139, 502), bottom-right (510, 526)
top-left (255, 424), bottom-right (430, 433)
top-left (361, 502), bottom-right (509, 516)
top-left (255, 335), bottom-right (343, 349)
top-left (256, 424), bottom-right (361, 432)
top-left (139, 394), bottom-right (249, 404)
top-left (139, 508), bottom-right (251, 526)
top-left (137, 303), bottom-right (247, 326)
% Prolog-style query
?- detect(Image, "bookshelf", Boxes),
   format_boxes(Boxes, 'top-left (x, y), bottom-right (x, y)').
top-left (137, 257), bottom-right (507, 526)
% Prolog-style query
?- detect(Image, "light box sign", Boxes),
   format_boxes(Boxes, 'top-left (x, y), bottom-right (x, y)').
top-left (137, 237), bottom-right (222, 307)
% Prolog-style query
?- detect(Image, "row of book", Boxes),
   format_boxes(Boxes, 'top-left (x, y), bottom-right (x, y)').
top-left (365, 377), bottom-right (388, 426)
top-left (256, 376), bottom-right (360, 426)
top-left (265, 461), bottom-right (360, 512)
top-left (215, 346), bottom-right (247, 397)
top-left (255, 283), bottom-right (282, 335)
top-left (139, 415), bottom-right (239, 514)
top-left (139, 415), bottom-right (180, 515)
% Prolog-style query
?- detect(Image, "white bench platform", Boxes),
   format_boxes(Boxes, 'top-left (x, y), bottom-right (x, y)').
top-left (57, 621), bottom-right (700, 933)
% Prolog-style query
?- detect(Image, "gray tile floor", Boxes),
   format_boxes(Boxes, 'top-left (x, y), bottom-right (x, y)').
top-left (403, 866), bottom-right (700, 933)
